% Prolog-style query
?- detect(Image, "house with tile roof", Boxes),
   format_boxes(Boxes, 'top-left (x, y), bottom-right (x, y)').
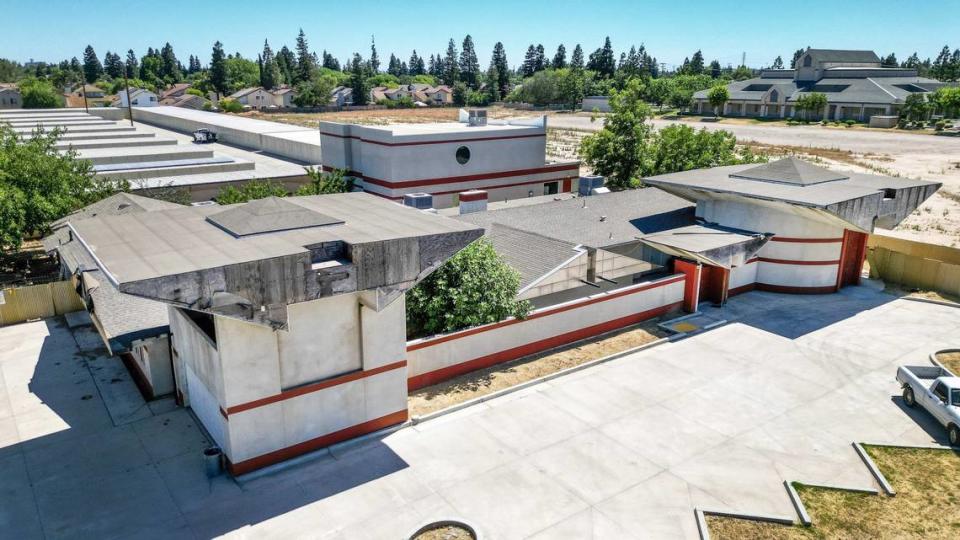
top-left (693, 48), bottom-right (955, 121)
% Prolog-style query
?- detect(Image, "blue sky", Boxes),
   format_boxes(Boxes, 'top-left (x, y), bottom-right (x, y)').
top-left (3, 0), bottom-right (957, 69)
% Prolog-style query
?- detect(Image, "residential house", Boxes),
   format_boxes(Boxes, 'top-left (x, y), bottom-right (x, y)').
top-left (424, 85), bottom-right (453, 105)
top-left (159, 83), bottom-right (192, 101)
top-left (271, 86), bottom-right (296, 108)
top-left (330, 86), bottom-right (353, 107)
top-left (117, 87), bottom-right (159, 107)
top-left (160, 93), bottom-right (207, 110)
top-left (228, 86), bottom-right (275, 109)
top-left (693, 48), bottom-right (954, 121)
top-left (0, 83), bottom-right (21, 109)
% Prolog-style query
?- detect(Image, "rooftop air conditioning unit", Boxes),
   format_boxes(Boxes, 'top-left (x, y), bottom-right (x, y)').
top-left (467, 109), bottom-right (487, 127)
top-left (403, 193), bottom-right (433, 210)
top-left (578, 175), bottom-right (605, 196)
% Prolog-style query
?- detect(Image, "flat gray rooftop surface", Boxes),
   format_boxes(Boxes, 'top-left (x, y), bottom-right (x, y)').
top-left (138, 106), bottom-right (317, 136)
top-left (3, 285), bottom-right (957, 539)
top-left (70, 193), bottom-right (480, 284)
top-left (639, 224), bottom-right (766, 252)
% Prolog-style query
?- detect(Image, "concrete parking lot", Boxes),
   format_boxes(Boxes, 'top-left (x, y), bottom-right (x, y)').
top-left (1, 285), bottom-right (958, 539)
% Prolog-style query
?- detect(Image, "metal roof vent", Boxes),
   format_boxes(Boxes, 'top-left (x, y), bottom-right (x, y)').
top-left (403, 193), bottom-right (433, 210)
top-left (206, 197), bottom-right (343, 237)
top-left (467, 109), bottom-right (487, 127)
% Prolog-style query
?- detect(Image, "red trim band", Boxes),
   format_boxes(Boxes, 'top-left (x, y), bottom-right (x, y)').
top-left (361, 163), bottom-right (580, 189)
top-left (459, 191), bottom-right (488, 202)
top-left (770, 237), bottom-right (843, 243)
top-left (226, 410), bottom-right (408, 476)
top-left (756, 257), bottom-right (840, 266)
top-left (407, 275), bottom-right (685, 352)
top-left (320, 131), bottom-right (545, 147)
top-left (407, 302), bottom-right (682, 391)
top-left (728, 283), bottom-right (756, 297)
top-left (224, 361), bottom-right (407, 416)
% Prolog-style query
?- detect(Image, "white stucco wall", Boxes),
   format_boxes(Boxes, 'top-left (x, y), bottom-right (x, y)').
top-left (278, 293), bottom-right (362, 387)
top-left (407, 274), bottom-right (685, 387)
top-left (129, 334), bottom-right (173, 397)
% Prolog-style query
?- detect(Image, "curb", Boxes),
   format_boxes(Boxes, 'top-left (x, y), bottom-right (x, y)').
top-left (930, 349), bottom-right (958, 376)
top-left (784, 481), bottom-right (811, 527)
top-left (899, 296), bottom-right (960, 308)
top-left (860, 441), bottom-right (957, 451)
top-left (852, 442), bottom-right (896, 496)
top-left (695, 508), bottom-right (795, 539)
top-left (411, 336), bottom-right (673, 425)
top-left (795, 482), bottom-right (879, 495)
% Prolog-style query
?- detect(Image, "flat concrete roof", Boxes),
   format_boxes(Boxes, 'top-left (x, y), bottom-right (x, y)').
top-left (135, 106), bottom-right (317, 136)
top-left (361, 121), bottom-right (539, 136)
top-left (70, 192), bottom-right (481, 285)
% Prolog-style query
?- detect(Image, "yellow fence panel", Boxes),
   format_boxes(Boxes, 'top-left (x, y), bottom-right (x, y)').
top-left (0, 281), bottom-right (84, 326)
top-left (867, 236), bottom-right (960, 298)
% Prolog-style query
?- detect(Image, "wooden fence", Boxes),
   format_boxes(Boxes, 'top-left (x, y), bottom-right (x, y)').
top-left (867, 235), bottom-right (960, 297)
top-left (0, 280), bottom-right (85, 326)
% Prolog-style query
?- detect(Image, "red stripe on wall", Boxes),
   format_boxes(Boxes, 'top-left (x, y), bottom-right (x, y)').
top-left (225, 410), bottom-right (408, 476)
top-left (360, 163), bottom-right (580, 189)
top-left (407, 302), bottom-right (683, 391)
top-left (728, 283), bottom-right (756, 297)
top-left (319, 131), bottom-right (546, 146)
top-left (755, 283), bottom-right (837, 294)
top-left (756, 257), bottom-right (840, 266)
top-left (459, 191), bottom-right (488, 202)
top-left (407, 275), bottom-right (685, 352)
top-left (770, 237), bottom-right (844, 243)
top-left (224, 361), bottom-right (407, 416)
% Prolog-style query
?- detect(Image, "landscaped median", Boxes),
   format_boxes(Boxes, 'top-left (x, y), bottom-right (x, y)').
top-left (707, 445), bottom-right (960, 539)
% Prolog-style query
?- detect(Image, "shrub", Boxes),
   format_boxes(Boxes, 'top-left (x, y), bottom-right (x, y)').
top-left (935, 120), bottom-right (947, 131)
top-left (844, 119), bottom-right (856, 126)
top-left (218, 98), bottom-right (243, 113)
top-left (19, 79), bottom-right (62, 108)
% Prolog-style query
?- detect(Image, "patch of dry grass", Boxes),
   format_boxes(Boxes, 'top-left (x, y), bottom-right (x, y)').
top-left (412, 525), bottom-right (474, 540)
top-left (407, 320), bottom-right (668, 417)
top-left (936, 351), bottom-right (960, 375)
top-left (709, 445), bottom-right (960, 539)
top-left (240, 105), bottom-right (535, 128)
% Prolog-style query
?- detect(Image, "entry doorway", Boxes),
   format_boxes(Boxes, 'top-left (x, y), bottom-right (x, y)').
top-left (699, 264), bottom-right (729, 306)
top-left (543, 182), bottom-right (559, 196)
top-left (838, 230), bottom-right (869, 288)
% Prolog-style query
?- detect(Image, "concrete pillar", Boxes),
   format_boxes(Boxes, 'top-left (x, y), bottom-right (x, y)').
top-left (459, 190), bottom-right (488, 214)
top-left (834, 105), bottom-right (843, 121)
top-left (859, 104), bottom-right (866, 122)
top-left (741, 102), bottom-right (748, 117)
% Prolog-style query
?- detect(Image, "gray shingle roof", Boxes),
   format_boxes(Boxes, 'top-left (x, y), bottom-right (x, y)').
top-left (807, 49), bottom-right (880, 64)
top-left (51, 192), bottom-right (182, 228)
top-left (486, 224), bottom-right (583, 290)
top-left (455, 188), bottom-right (695, 249)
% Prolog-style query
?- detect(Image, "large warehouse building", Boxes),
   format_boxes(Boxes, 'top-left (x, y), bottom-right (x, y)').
top-left (319, 111), bottom-right (581, 208)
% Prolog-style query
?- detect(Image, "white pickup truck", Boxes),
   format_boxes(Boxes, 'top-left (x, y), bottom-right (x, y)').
top-left (897, 365), bottom-right (960, 446)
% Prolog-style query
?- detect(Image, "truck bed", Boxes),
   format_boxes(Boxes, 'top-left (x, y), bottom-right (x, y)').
top-left (900, 365), bottom-right (952, 381)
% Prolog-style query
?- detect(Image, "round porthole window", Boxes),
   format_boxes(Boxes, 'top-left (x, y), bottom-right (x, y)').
top-left (455, 146), bottom-right (470, 165)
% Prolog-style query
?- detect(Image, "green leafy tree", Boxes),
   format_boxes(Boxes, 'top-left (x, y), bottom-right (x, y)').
top-left (645, 77), bottom-right (674, 110)
top-left (218, 98), bottom-right (244, 113)
top-left (293, 69), bottom-right (340, 107)
top-left (215, 179), bottom-right (287, 204)
top-left (210, 41), bottom-right (228, 97)
top-left (771, 56), bottom-right (784, 70)
top-left (707, 85), bottom-right (729, 116)
top-left (579, 79), bottom-right (654, 189)
top-left (932, 86), bottom-right (960, 118)
top-left (646, 124), bottom-right (764, 176)
top-left (452, 81), bottom-right (468, 106)
top-left (82, 45), bottom-right (103, 83)
top-left (0, 126), bottom-right (123, 250)
top-left (900, 93), bottom-right (930, 122)
top-left (517, 69), bottom-right (560, 106)
top-left (19, 79), bottom-right (62, 108)
top-left (405, 238), bottom-right (530, 338)
top-left (795, 92), bottom-right (827, 120)
top-left (296, 168), bottom-right (353, 195)
top-left (224, 56), bottom-right (260, 92)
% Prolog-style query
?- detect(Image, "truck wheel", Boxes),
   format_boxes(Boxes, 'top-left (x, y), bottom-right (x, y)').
top-left (902, 386), bottom-right (916, 408)
top-left (949, 425), bottom-right (959, 447)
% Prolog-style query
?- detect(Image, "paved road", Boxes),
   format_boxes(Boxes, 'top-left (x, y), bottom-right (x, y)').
top-left (4, 285), bottom-right (957, 539)
top-left (548, 114), bottom-right (960, 157)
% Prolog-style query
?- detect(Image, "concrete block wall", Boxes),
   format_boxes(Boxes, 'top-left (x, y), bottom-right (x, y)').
top-left (128, 334), bottom-right (173, 397)
top-left (406, 274), bottom-right (685, 390)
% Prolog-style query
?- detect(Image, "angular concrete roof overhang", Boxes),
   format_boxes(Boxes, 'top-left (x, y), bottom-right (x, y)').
top-left (67, 193), bottom-right (483, 329)
top-left (643, 160), bottom-right (941, 232)
top-left (638, 224), bottom-right (772, 269)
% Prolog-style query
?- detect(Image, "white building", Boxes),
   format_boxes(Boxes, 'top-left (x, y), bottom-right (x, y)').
top-left (320, 110), bottom-right (581, 208)
top-left (228, 87), bottom-right (275, 109)
top-left (118, 88), bottom-right (159, 107)
top-left (64, 193), bottom-right (481, 474)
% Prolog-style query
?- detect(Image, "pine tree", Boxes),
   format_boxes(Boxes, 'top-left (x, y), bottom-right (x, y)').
top-left (933, 45), bottom-right (952, 80)
top-left (571, 44), bottom-right (584, 70)
top-left (490, 42), bottom-right (510, 99)
top-left (709, 59), bottom-right (721, 78)
top-left (349, 54), bottom-right (370, 105)
top-left (322, 50), bottom-right (340, 71)
top-left (689, 50), bottom-right (705, 75)
top-left (443, 39), bottom-right (459, 86)
top-left (160, 42), bottom-right (181, 81)
top-left (277, 46), bottom-right (296, 84)
top-left (260, 40), bottom-right (281, 90)
top-left (82, 45), bottom-right (103, 83)
top-left (125, 49), bottom-right (139, 79)
top-left (369, 36), bottom-right (380, 73)
top-left (587, 37), bottom-right (615, 78)
top-left (522, 45), bottom-right (537, 77)
top-left (210, 41), bottom-right (227, 97)
top-left (790, 48), bottom-right (806, 69)
top-left (295, 28), bottom-right (314, 83)
top-left (551, 44), bottom-right (567, 69)
top-left (387, 54), bottom-right (403, 77)
top-left (484, 64), bottom-right (501, 102)
top-left (534, 44), bottom-right (546, 72)
top-left (409, 50), bottom-right (425, 76)
top-left (771, 55), bottom-right (784, 70)
top-left (459, 35), bottom-right (480, 89)
top-left (190, 55), bottom-right (202, 73)
top-left (103, 51), bottom-right (125, 79)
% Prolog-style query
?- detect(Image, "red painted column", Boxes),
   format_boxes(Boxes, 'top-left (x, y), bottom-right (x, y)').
top-left (673, 259), bottom-right (702, 313)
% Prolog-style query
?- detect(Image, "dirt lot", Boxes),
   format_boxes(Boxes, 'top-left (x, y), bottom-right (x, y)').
top-left (407, 321), bottom-right (668, 417)
top-left (240, 105), bottom-right (536, 128)
top-left (708, 445), bottom-right (960, 539)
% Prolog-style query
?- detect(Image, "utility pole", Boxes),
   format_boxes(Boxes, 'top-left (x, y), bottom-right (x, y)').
top-left (741, 52), bottom-right (746, 68)
top-left (79, 76), bottom-right (88, 113)
top-left (122, 72), bottom-right (134, 127)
